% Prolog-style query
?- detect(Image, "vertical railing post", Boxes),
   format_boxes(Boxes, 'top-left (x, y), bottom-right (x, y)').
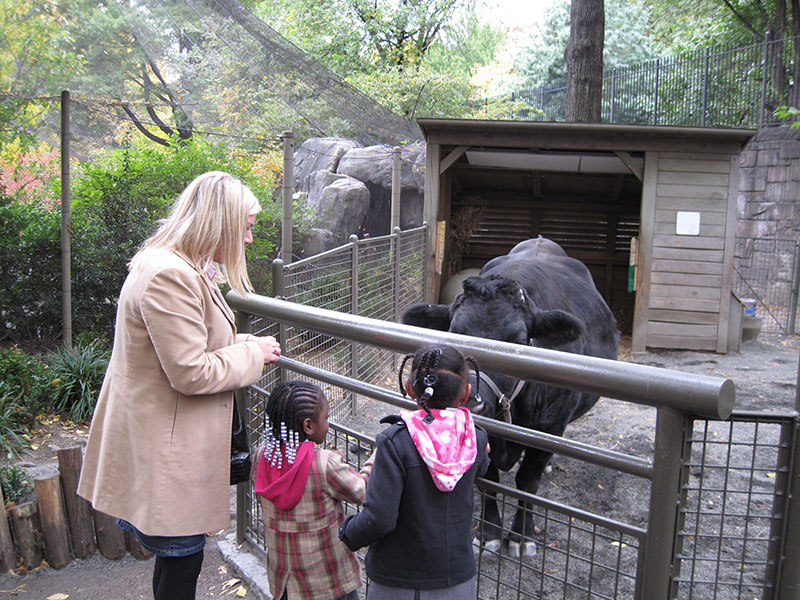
top-left (787, 241), bottom-right (800, 335)
top-left (272, 258), bottom-right (288, 384)
top-left (393, 227), bottom-right (402, 324)
top-left (761, 31), bottom-right (771, 127)
top-left (637, 407), bottom-right (688, 599)
top-left (653, 59), bottom-right (661, 126)
top-left (391, 147), bottom-right (401, 231)
top-left (234, 308), bottom-right (252, 545)
top-left (60, 90), bottom-right (72, 348)
top-left (763, 411), bottom-right (800, 599)
top-left (281, 131), bottom-right (294, 265)
top-left (610, 68), bottom-right (617, 123)
top-left (701, 47), bottom-right (710, 127)
top-left (349, 234), bottom-right (360, 415)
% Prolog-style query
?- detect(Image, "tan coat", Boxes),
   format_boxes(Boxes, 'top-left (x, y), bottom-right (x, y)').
top-left (78, 249), bottom-right (264, 536)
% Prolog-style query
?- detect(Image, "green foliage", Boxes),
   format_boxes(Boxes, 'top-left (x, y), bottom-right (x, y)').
top-left (47, 340), bottom-right (110, 423)
top-left (0, 347), bottom-right (50, 415)
top-left (0, 463), bottom-right (32, 505)
top-left (515, 0), bottom-right (662, 89)
top-left (0, 381), bottom-right (32, 458)
top-left (774, 106), bottom-right (800, 128)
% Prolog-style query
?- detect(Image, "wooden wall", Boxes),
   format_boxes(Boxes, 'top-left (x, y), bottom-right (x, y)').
top-left (634, 152), bottom-right (739, 353)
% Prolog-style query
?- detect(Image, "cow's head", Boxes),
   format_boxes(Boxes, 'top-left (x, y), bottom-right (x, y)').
top-left (402, 274), bottom-right (586, 420)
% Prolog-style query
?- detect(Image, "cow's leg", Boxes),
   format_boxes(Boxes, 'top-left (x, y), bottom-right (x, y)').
top-left (476, 462), bottom-right (503, 552)
top-left (507, 448), bottom-right (552, 558)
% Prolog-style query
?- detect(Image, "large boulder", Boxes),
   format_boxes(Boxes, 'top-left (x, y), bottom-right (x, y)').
top-left (290, 138), bottom-right (427, 256)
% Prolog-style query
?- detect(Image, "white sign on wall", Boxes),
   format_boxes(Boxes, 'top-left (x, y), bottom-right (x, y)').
top-left (676, 211), bottom-right (701, 236)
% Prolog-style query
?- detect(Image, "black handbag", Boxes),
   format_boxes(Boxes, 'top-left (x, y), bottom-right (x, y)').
top-left (230, 400), bottom-right (251, 485)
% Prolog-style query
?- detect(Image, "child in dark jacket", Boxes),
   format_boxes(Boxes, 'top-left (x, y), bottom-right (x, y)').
top-left (339, 344), bottom-right (490, 599)
top-left (254, 381), bottom-right (373, 600)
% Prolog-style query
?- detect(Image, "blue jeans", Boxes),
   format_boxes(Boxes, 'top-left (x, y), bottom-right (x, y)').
top-left (116, 518), bottom-right (206, 557)
top-left (281, 591), bottom-right (359, 600)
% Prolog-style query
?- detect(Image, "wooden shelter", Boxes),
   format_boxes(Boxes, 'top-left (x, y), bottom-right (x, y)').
top-left (418, 119), bottom-right (755, 354)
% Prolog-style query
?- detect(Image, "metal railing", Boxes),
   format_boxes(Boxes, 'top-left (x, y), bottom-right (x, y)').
top-left (492, 33), bottom-right (799, 129)
top-left (269, 226), bottom-right (426, 422)
top-left (227, 293), bottom-right (800, 599)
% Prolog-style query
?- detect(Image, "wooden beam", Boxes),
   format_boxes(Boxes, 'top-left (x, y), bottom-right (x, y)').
top-left (615, 151), bottom-right (643, 181)
top-left (439, 146), bottom-right (468, 174)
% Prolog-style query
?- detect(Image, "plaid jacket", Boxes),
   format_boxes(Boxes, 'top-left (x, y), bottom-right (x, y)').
top-left (257, 447), bottom-right (369, 600)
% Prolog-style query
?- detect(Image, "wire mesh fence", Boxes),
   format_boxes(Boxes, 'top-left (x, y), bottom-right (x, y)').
top-left (734, 237), bottom-right (800, 334)
top-left (271, 226), bottom-right (426, 422)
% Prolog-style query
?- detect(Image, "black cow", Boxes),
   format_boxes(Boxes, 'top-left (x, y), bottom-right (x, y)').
top-left (402, 236), bottom-right (619, 557)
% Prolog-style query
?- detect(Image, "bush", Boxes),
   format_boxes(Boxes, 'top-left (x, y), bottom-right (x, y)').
top-left (47, 340), bottom-right (110, 423)
top-left (0, 464), bottom-right (33, 506)
top-left (0, 347), bottom-right (50, 423)
top-left (0, 381), bottom-right (31, 458)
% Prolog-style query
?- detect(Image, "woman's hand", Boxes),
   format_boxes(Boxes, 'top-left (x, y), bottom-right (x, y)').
top-left (247, 335), bottom-right (282, 365)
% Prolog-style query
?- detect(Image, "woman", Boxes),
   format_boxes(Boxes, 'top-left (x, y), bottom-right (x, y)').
top-left (78, 171), bottom-right (281, 600)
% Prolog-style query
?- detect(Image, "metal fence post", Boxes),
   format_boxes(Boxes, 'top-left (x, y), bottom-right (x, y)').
top-left (391, 147), bottom-right (401, 231)
top-left (281, 130), bottom-right (294, 265)
top-left (350, 234), bottom-right (360, 415)
top-left (702, 47), bottom-right (710, 127)
top-left (234, 308), bottom-right (252, 545)
top-left (610, 68), bottom-right (617, 123)
top-left (638, 407), bottom-right (688, 599)
top-left (60, 90), bottom-right (72, 349)
top-left (653, 59), bottom-right (661, 126)
top-left (272, 258), bottom-right (288, 384)
top-left (393, 227), bottom-right (402, 324)
top-left (788, 241), bottom-right (800, 336)
top-left (761, 31), bottom-right (771, 127)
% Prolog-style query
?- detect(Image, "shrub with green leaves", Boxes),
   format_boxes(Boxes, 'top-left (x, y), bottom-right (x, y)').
top-left (47, 340), bottom-right (110, 422)
top-left (0, 463), bottom-right (33, 506)
top-left (0, 346), bottom-right (50, 423)
top-left (0, 381), bottom-right (31, 458)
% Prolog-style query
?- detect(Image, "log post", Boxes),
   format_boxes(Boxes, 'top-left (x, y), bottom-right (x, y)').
top-left (93, 510), bottom-right (126, 560)
top-left (56, 446), bottom-right (95, 558)
top-left (9, 502), bottom-right (42, 571)
top-left (0, 487), bottom-right (16, 572)
top-left (124, 530), bottom-right (152, 560)
top-left (34, 475), bottom-right (72, 569)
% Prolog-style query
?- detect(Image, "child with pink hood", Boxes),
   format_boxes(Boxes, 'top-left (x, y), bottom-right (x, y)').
top-left (254, 381), bottom-right (373, 600)
top-left (339, 344), bottom-right (490, 599)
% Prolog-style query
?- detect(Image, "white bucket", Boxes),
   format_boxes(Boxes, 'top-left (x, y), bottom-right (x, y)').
top-left (740, 298), bottom-right (757, 316)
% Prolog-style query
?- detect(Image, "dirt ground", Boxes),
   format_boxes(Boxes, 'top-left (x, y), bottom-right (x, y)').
top-left (2, 332), bottom-right (798, 599)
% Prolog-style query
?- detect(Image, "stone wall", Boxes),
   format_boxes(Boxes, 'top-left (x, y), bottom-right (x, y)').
top-left (736, 125), bottom-right (800, 332)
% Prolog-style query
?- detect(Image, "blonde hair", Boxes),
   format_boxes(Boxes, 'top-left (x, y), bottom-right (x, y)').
top-left (131, 171), bottom-right (261, 294)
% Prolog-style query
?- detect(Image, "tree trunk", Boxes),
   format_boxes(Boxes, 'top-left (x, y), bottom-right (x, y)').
top-left (565, 0), bottom-right (605, 123)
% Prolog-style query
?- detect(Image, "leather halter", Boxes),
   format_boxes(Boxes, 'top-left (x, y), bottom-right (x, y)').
top-left (475, 371), bottom-right (526, 423)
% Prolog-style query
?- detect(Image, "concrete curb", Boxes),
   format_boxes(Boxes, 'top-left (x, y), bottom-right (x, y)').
top-left (216, 532), bottom-right (271, 600)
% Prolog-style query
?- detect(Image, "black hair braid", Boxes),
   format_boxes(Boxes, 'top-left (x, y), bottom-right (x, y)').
top-left (416, 348), bottom-right (442, 423)
top-left (398, 353), bottom-right (416, 397)
top-left (465, 355), bottom-right (481, 400)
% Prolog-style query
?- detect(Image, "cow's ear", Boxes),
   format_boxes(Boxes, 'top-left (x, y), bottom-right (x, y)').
top-left (529, 309), bottom-right (585, 352)
top-left (401, 303), bottom-right (452, 331)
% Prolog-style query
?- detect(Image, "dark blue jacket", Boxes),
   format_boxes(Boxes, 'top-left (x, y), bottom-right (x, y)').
top-left (339, 419), bottom-right (489, 589)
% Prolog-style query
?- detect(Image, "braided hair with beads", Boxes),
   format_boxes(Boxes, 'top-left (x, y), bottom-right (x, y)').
top-left (262, 380), bottom-right (324, 468)
top-left (398, 345), bottom-right (481, 424)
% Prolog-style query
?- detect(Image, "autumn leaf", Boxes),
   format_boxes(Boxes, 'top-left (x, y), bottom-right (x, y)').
top-left (236, 585), bottom-right (247, 597)
top-left (46, 594), bottom-right (70, 600)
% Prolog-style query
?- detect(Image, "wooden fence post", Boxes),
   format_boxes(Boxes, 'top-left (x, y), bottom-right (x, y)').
top-left (9, 502), bottom-right (42, 571)
top-left (34, 474), bottom-right (72, 569)
top-left (56, 446), bottom-right (96, 558)
top-left (124, 529), bottom-right (152, 560)
top-left (93, 510), bottom-right (126, 560)
top-left (0, 487), bottom-right (15, 572)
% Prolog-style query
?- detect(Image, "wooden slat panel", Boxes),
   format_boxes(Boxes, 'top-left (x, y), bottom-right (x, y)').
top-left (652, 235), bottom-right (725, 250)
top-left (657, 171), bottom-right (730, 186)
top-left (658, 158), bottom-right (730, 174)
top-left (650, 271), bottom-right (722, 287)
top-left (650, 297), bottom-right (720, 312)
top-left (654, 222), bottom-right (725, 237)
top-left (651, 260), bottom-right (723, 275)
top-left (656, 184), bottom-right (728, 200)
top-left (648, 309), bottom-right (720, 324)
top-left (658, 152), bottom-right (733, 162)
top-left (646, 335), bottom-right (718, 351)
top-left (651, 284), bottom-right (720, 300)
top-left (648, 322), bottom-right (718, 338)
top-left (652, 247), bottom-right (724, 262)
top-left (655, 210), bottom-right (726, 225)
top-left (655, 196), bottom-right (727, 212)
